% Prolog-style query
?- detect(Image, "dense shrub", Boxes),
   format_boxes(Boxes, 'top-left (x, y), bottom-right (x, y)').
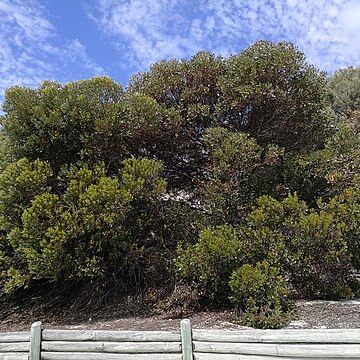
top-left (229, 261), bottom-right (295, 328)
top-left (2, 78), bottom-right (123, 172)
top-left (242, 194), bottom-right (353, 298)
top-left (321, 180), bottom-right (360, 271)
top-left (0, 158), bottom-right (52, 231)
top-left (218, 41), bottom-right (331, 151)
top-left (0, 158), bottom-right (167, 293)
top-left (177, 192), bottom-right (356, 302)
top-left (328, 67), bottom-right (360, 113)
top-left (1, 42), bottom-right (360, 328)
top-left (284, 121), bottom-right (360, 206)
top-left (202, 127), bottom-right (285, 225)
top-left (176, 225), bottom-right (242, 302)
top-left (201, 127), bottom-right (261, 224)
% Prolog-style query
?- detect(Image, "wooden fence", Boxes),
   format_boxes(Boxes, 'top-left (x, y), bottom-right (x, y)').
top-left (1, 320), bottom-right (360, 359)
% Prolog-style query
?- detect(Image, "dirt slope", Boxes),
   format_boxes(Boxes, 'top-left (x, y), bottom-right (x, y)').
top-left (1, 299), bottom-right (359, 332)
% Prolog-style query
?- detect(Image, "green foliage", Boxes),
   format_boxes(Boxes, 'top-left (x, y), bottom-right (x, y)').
top-left (202, 127), bottom-right (262, 223)
top-left (1, 77), bottom-right (123, 171)
top-left (0, 131), bottom-right (13, 171)
top-left (202, 127), bottom-right (285, 224)
top-left (320, 122), bottom-right (360, 192)
top-left (243, 194), bottom-right (352, 298)
top-left (284, 152), bottom-right (329, 206)
top-left (159, 200), bottom-right (208, 247)
top-left (1, 41), bottom-right (360, 327)
top-left (129, 51), bottom-right (224, 125)
top-left (203, 127), bottom-right (261, 180)
top-left (0, 158), bottom-right (52, 289)
top-left (82, 92), bottom-right (181, 173)
top-left (120, 158), bottom-right (166, 199)
top-left (0, 158), bottom-right (52, 231)
top-left (3, 267), bottom-right (29, 293)
top-left (8, 192), bottom-right (65, 282)
top-left (229, 261), bottom-right (294, 328)
top-left (321, 180), bottom-right (360, 270)
top-left (128, 41), bottom-right (331, 188)
top-left (218, 41), bottom-right (331, 151)
top-left (328, 67), bottom-right (360, 113)
top-left (4, 164), bottom-right (130, 289)
top-left (284, 120), bottom-right (360, 205)
top-left (128, 52), bottom-right (226, 186)
top-left (1, 77), bottom-right (184, 186)
top-left (1, 158), bottom-right (168, 292)
top-left (288, 211), bottom-right (350, 298)
top-left (176, 225), bottom-right (241, 301)
top-left (119, 158), bottom-right (167, 260)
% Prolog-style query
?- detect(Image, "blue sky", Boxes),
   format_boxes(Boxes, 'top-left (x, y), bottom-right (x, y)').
top-left (1, 0), bottom-right (360, 103)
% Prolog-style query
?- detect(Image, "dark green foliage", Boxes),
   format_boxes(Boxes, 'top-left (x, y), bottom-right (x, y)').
top-left (229, 261), bottom-right (295, 328)
top-left (319, 122), bottom-right (360, 193)
top-left (1, 77), bottom-right (123, 171)
top-left (284, 121), bottom-right (360, 205)
top-left (202, 127), bottom-right (261, 224)
top-left (287, 211), bottom-right (351, 298)
top-left (202, 127), bottom-right (285, 224)
top-left (243, 194), bottom-right (352, 298)
top-left (1, 41), bottom-right (360, 328)
top-left (176, 225), bottom-right (242, 301)
top-left (128, 41), bottom-right (331, 187)
top-left (128, 51), bottom-right (224, 125)
top-left (321, 180), bottom-right (360, 271)
top-left (0, 159), bottom-right (167, 293)
top-left (0, 158), bottom-right (52, 231)
top-left (82, 92), bottom-right (181, 177)
top-left (328, 67), bottom-right (360, 113)
top-left (128, 52), bottom-right (225, 186)
top-left (160, 200), bottom-right (207, 247)
top-left (218, 41), bottom-right (331, 151)
top-left (203, 127), bottom-right (261, 180)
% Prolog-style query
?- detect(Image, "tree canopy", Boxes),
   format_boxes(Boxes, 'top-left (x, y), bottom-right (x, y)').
top-left (328, 67), bottom-right (360, 114)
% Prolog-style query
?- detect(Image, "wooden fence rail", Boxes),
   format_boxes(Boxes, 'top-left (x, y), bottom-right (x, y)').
top-left (0, 332), bottom-right (29, 359)
top-left (1, 320), bottom-right (360, 359)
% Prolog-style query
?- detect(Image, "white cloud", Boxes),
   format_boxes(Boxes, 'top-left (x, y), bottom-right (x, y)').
top-left (65, 39), bottom-right (105, 76)
top-left (0, 0), bottom-right (54, 42)
top-left (0, 0), bottom-right (105, 105)
top-left (87, 0), bottom-right (206, 68)
top-left (88, 0), bottom-right (360, 74)
top-left (0, 0), bottom-right (53, 96)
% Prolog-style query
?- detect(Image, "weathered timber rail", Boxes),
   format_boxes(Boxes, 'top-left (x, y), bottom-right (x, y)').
top-left (1, 319), bottom-right (360, 359)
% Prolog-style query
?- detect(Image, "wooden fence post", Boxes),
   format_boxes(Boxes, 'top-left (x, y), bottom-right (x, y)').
top-left (29, 321), bottom-right (42, 360)
top-left (180, 319), bottom-right (193, 360)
